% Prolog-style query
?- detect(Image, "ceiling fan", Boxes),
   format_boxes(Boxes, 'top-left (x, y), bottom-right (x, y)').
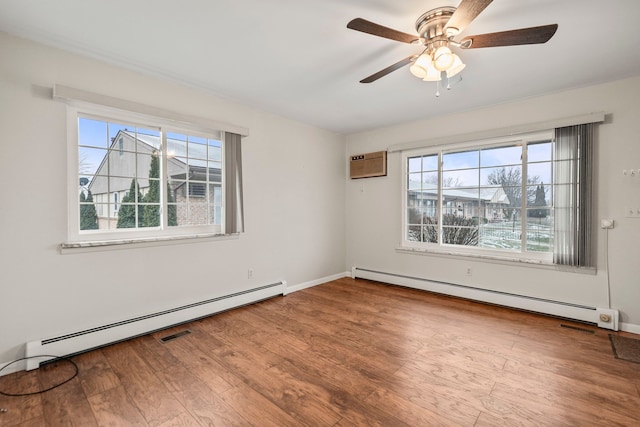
top-left (347, 0), bottom-right (557, 88)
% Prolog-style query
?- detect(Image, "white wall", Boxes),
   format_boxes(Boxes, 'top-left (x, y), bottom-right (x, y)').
top-left (345, 76), bottom-right (640, 332)
top-left (0, 32), bottom-right (346, 368)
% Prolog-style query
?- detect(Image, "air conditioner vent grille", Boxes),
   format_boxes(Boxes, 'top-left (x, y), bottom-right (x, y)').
top-left (350, 151), bottom-right (387, 179)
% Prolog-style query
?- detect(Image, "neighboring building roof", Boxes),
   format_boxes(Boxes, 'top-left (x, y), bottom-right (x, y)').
top-left (408, 181), bottom-right (510, 205)
top-left (123, 131), bottom-right (222, 168)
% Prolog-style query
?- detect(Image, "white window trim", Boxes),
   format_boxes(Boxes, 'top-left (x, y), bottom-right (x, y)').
top-left (60, 232), bottom-right (239, 254)
top-left (65, 101), bottom-right (228, 248)
top-left (388, 112), bottom-right (604, 153)
top-left (400, 130), bottom-right (555, 264)
top-left (394, 246), bottom-right (596, 275)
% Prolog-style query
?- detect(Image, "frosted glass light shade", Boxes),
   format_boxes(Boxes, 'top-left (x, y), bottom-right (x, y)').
top-left (415, 54), bottom-right (432, 68)
top-left (422, 58), bottom-right (442, 81)
top-left (410, 63), bottom-right (427, 78)
top-left (409, 54), bottom-right (432, 79)
top-left (445, 54), bottom-right (466, 78)
top-left (433, 46), bottom-right (454, 71)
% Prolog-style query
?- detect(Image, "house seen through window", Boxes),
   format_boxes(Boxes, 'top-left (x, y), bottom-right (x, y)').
top-left (404, 131), bottom-right (555, 261)
top-left (77, 115), bottom-right (223, 234)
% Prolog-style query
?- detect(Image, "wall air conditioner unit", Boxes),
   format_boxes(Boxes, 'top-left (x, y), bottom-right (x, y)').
top-left (350, 151), bottom-right (387, 179)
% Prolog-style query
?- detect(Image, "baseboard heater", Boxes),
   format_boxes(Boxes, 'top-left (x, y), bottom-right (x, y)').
top-left (25, 281), bottom-right (285, 371)
top-left (352, 267), bottom-right (619, 330)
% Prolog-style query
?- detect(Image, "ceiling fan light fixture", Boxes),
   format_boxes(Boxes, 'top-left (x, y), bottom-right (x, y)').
top-left (409, 53), bottom-right (432, 78)
top-left (420, 54), bottom-right (441, 81)
top-left (409, 63), bottom-right (427, 79)
top-left (445, 53), bottom-right (466, 78)
top-left (433, 46), bottom-right (454, 71)
top-left (346, 3), bottom-right (558, 96)
top-left (415, 53), bottom-right (432, 68)
top-left (422, 67), bottom-right (442, 82)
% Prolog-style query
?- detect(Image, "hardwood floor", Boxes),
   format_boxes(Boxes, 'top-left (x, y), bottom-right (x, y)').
top-left (1, 277), bottom-right (639, 426)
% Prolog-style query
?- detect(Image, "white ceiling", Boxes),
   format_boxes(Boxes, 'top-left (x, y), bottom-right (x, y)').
top-left (1, 0), bottom-right (640, 134)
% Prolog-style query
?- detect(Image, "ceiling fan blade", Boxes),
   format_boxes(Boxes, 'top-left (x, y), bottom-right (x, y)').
top-left (445, 0), bottom-right (493, 34)
top-left (460, 24), bottom-right (558, 49)
top-left (347, 18), bottom-right (418, 44)
top-left (360, 56), bottom-right (416, 83)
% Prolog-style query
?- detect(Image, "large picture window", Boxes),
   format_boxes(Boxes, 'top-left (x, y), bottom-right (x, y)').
top-left (77, 115), bottom-right (223, 233)
top-left (69, 106), bottom-right (243, 244)
top-left (403, 127), bottom-right (593, 266)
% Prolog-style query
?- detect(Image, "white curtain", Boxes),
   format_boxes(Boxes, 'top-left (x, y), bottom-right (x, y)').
top-left (553, 124), bottom-right (594, 266)
top-left (224, 132), bottom-right (244, 234)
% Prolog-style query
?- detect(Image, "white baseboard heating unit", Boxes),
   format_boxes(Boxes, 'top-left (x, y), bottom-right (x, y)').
top-left (352, 267), bottom-right (619, 331)
top-left (25, 281), bottom-right (285, 371)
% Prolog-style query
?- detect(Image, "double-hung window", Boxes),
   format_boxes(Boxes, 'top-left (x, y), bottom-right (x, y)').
top-left (402, 125), bottom-right (594, 266)
top-left (67, 101), bottom-right (244, 245)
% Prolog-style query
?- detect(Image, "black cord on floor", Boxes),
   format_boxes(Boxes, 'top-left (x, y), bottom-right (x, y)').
top-left (0, 355), bottom-right (78, 397)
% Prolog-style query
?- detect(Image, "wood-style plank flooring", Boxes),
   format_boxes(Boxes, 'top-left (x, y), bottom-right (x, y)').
top-left (1, 278), bottom-right (639, 426)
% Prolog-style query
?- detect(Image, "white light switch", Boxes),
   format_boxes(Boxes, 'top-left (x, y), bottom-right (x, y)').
top-left (625, 208), bottom-right (640, 218)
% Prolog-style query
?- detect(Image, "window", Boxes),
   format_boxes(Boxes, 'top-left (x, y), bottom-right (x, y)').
top-left (188, 182), bottom-right (207, 197)
top-left (403, 128), bottom-right (591, 265)
top-left (71, 106), bottom-right (243, 243)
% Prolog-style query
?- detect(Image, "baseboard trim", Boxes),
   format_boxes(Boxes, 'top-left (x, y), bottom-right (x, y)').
top-left (2, 273), bottom-right (352, 377)
top-left (16, 282), bottom-right (284, 373)
top-left (620, 322), bottom-right (640, 335)
top-left (284, 271), bottom-right (350, 295)
top-left (352, 266), bottom-right (613, 328)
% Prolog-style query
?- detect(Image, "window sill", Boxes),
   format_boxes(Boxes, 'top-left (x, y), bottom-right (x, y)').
top-left (60, 232), bottom-right (239, 254)
top-left (396, 246), bottom-right (596, 275)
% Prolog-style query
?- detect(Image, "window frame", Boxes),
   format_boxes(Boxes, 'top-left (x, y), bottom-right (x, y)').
top-left (67, 103), bottom-right (226, 243)
top-left (401, 130), bottom-right (554, 263)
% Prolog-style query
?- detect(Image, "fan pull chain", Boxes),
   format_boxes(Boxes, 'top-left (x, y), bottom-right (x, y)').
top-left (435, 80), bottom-right (440, 97)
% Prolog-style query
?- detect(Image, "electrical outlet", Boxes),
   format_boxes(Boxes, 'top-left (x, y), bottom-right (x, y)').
top-left (248, 269), bottom-right (253, 279)
top-left (466, 267), bottom-right (472, 276)
top-left (600, 219), bottom-right (614, 229)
